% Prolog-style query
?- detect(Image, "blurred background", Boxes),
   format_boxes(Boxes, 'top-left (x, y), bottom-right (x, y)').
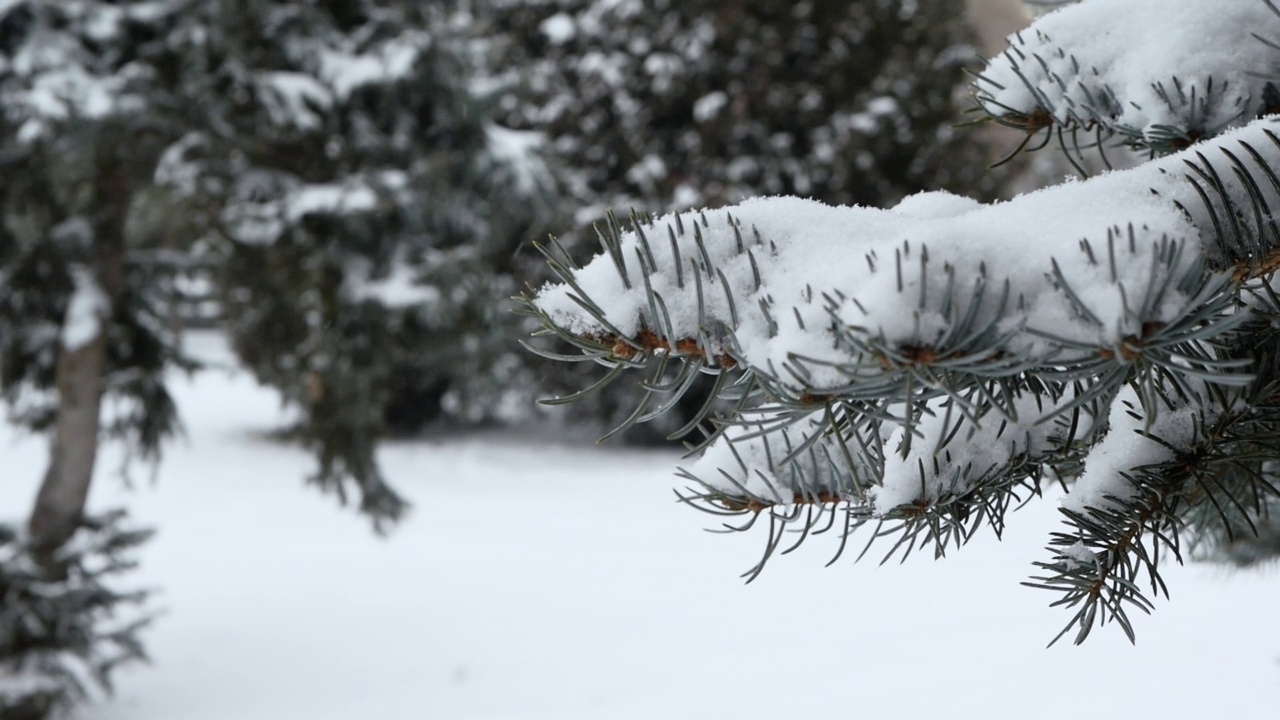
top-left (2, 1), bottom-right (1277, 719)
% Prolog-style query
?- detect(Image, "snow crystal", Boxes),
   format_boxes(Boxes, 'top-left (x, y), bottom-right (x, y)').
top-left (62, 268), bottom-right (109, 351)
top-left (978, 0), bottom-right (1277, 141)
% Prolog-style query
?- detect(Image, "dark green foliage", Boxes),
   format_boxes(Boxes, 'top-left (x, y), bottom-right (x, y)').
top-left (160, 0), bottom-right (559, 520)
top-left (0, 0), bottom-right (207, 461)
top-left (0, 512), bottom-right (152, 720)
top-left (488, 0), bottom-right (1001, 215)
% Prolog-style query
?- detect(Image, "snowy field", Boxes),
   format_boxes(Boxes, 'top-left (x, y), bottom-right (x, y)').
top-left (2, 333), bottom-right (1279, 719)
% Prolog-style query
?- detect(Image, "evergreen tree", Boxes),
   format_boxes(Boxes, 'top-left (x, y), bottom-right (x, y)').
top-left (164, 0), bottom-right (557, 521)
top-left (0, 1), bottom-right (552, 714)
top-left (526, 0), bottom-right (1280, 645)
top-left (0, 1), bottom-right (190, 712)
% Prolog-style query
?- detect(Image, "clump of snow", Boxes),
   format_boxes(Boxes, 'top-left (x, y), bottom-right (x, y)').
top-left (693, 91), bottom-right (728, 123)
top-left (977, 0), bottom-right (1278, 142)
top-left (891, 190), bottom-right (983, 219)
top-left (255, 71), bottom-right (333, 130)
top-left (344, 260), bottom-right (442, 309)
top-left (1058, 540), bottom-right (1097, 569)
top-left (1062, 384), bottom-right (1207, 513)
top-left (220, 175), bottom-right (385, 245)
top-left (540, 13), bottom-right (576, 45)
top-left (318, 33), bottom-right (427, 100)
top-left (61, 268), bottom-right (109, 351)
top-left (286, 183), bottom-right (378, 223)
top-left (873, 391), bottom-right (1093, 514)
top-left (154, 133), bottom-right (207, 196)
top-left (13, 65), bottom-right (131, 141)
top-left (484, 124), bottom-right (550, 195)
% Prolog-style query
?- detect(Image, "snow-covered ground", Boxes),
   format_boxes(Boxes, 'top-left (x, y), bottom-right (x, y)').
top-left (2, 333), bottom-right (1278, 719)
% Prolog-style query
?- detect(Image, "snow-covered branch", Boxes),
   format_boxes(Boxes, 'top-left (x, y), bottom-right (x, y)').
top-left (526, 0), bottom-right (1280, 643)
top-left (975, 0), bottom-right (1280, 155)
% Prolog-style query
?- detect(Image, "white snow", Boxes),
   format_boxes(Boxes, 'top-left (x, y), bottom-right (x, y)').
top-left (61, 268), bottom-right (109, 351)
top-left (1059, 540), bottom-right (1097, 569)
top-left (318, 33), bottom-right (427, 100)
top-left (533, 121), bottom-right (1238, 390)
top-left (484, 124), bottom-right (549, 195)
top-left (0, 332), bottom-right (1277, 719)
top-left (874, 391), bottom-right (1084, 514)
top-left (1062, 384), bottom-right (1207, 514)
top-left (255, 72), bottom-right (333, 130)
top-left (285, 183), bottom-right (378, 222)
top-left (535, 118), bottom-right (1280, 393)
top-left (978, 0), bottom-right (1278, 142)
top-left (540, 13), bottom-right (577, 45)
top-left (692, 91), bottom-right (728, 123)
top-left (891, 190), bottom-right (983, 219)
top-left (343, 260), bottom-right (441, 309)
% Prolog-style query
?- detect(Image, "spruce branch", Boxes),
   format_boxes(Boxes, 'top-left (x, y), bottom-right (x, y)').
top-left (973, 0), bottom-right (1280, 163)
top-left (523, 111), bottom-right (1280, 640)
top-left (524, 0), bottom-right (1280, 642)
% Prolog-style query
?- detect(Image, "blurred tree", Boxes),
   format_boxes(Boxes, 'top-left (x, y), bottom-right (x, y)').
top-left (170, 0), bottom-right (558, 519)
top-left (0, 1), bottom-right (553, 715)
top-left (487, 0), bottom-right (1001, 217)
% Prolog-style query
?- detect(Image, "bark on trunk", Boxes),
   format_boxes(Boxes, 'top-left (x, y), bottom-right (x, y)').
top-left (26, 146), bottom-right (130, 564)
top-left (26, 329), bottom-right (110, 561)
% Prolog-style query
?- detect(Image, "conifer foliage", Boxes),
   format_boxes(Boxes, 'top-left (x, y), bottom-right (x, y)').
top-left (527, 0), bottom-right (1280, 644)
top-left (0, 1), bottom-right (550, 714)
top-left (171, 0), bottom-right (557, 521)
top-left (488, 0), bottom-right (999, 219)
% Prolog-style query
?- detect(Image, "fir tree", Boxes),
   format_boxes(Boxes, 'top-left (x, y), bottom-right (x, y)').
top-left (0, 1), bottom-right (552, 714)
top-left (0, 1), bottom-right (189, 712)
top-left (163, 0), bottom-right (557, 521)
top-left (526, 0), bottom-right (1280, 645)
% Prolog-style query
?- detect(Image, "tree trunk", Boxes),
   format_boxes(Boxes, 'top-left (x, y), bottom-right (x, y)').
top-left (26, 146), bottom-right (130, 564)
top-left (26, 327), bottom-right (110, 562)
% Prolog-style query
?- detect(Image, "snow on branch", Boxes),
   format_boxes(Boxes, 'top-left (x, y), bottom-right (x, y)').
top-left (525, 0), bottom-right (1280, 642)
top-left (534, 120), bottom-right (1280, 406)
top-left (525, 115), bottom-right (1280, 633)
top-left (975, 0), bottom-right (1280, 156)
